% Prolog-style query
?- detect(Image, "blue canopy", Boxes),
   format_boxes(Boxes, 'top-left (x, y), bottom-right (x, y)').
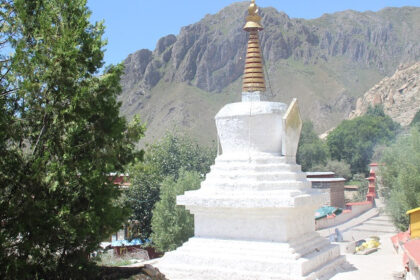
top-left (315, 206), bottom-right (343, 220)
top-left (111, 238), bottom-right (149, 247)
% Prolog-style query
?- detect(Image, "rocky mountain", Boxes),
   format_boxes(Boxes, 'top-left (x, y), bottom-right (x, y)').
top-left (349, 62), bottom-right (420, 126)
top-left (119, 2), bottom-right (420, 146)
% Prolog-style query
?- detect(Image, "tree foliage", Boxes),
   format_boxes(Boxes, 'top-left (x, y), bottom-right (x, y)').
top-left (381, 128), bottom-right (420, 231)
top-left (327, 106), bottom-right (399, 174)
top-left (347, 173), bottom-right (369, 202)
top-left (312, 159), bottom-right (352, 180)
top-left (297, 121), bottom-right (329, 171)
top-left (151, 170), bottom-right (201, 252)
top-left (410, 110), bottom-right (420, 127)
top-left (145, 132), bottom-right (215, 179)
top-left (124, 162), bottom-right (162, 241)
top-left (0, 0), bottom-right (144, 278)
top-left (125, 133), bottom-right (215, 241)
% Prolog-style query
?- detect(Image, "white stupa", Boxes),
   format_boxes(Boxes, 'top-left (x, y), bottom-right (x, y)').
top-left (156, 1), bottom-right (345, 279)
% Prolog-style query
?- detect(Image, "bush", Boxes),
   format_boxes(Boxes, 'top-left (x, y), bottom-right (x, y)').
top-left (410, 110), bottom-right (420, 127)
top-left (125, 133), bottom-right (215, 241)
top-left (297, 121), bottom-right (329, 171)
top-left (327, 106), bottom-right (399, 174)
top-left (151, 170), bottom-right (201, 252)
top-left (312, 159), bottom-right (352, 180)
top-left (381, 128), bottom-right (420, 231)
top-left (347, 173), bottom-right (369, 202)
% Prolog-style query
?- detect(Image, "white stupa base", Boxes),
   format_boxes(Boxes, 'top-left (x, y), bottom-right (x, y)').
top-left (157, 235), bottom-right (345, 280)
top-left (155, 155), bottom-right (345, 279)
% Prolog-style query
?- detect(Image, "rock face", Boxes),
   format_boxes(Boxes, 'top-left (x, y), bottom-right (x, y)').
top-left (349, 62), bottom-right (420, 126)
top-left (119, 4), bottom-right (420, 145)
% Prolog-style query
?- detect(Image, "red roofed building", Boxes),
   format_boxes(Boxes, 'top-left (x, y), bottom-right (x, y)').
top-left (108, 173), bottom-right (131, 189)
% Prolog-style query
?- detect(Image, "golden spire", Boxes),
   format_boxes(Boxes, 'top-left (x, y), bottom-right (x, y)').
top-left (242, 0), bottom-right (266, 93)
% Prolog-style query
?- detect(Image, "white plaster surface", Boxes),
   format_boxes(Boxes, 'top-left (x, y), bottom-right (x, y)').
top-left (156, 97), bottom-right (345, 279)
top-left (215, 100), bottom-right (287, 156)
top-left (282, 98), bottom-right (303, 162)
top-left (158, 236), bottom-right (345, 280)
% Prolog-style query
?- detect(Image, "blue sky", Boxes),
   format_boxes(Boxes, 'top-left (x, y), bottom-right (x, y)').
top-left (87, 0), bottom-right (420, 66)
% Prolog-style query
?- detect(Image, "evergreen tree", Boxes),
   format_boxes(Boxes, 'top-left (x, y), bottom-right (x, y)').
top-left (0, 0), bottom-right (144, 278)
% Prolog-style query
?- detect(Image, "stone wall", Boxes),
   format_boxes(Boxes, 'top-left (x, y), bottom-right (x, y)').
top-left (315, 201), bottom-right (373, 230)
top-left (310, 179), bottom-right (346, 208)
top-left (330, 181), bottom-right (345, 208)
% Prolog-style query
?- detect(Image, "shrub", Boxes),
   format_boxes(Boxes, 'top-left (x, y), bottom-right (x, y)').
top-left (151, 170), bottom-right (201, 252)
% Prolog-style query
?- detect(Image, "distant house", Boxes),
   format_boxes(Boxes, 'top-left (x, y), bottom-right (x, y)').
top-left (307, 172), bottom-right (346, 208)
top-left (108, 173), bottom-right (131, 189)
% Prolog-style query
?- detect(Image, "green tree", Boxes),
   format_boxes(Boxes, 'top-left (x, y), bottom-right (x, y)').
top-left (327, 107), bottom-right (399, 174)
top-left (366, 104), bottom-right (386, 117)
top-left (0, 1), bottom-right (144, 278)
top-left (124, 163), bottom-right (162, 241)
top-left (297, 121), bottom-right (329, 171)
top-left (146, 132), bottom-right (215, 179)
top-left (151, 170), bottom-right (201, 252)
top-left (410, 110), bottom-right (420, 127)
top-left (312, 159), bottom-right (352, 180)
top-left (381, 128), bottom-right (420, 231)
top-left (125, 133), bottom-right (215, 241)
top-left (347, 173), bottom-right (369, 202)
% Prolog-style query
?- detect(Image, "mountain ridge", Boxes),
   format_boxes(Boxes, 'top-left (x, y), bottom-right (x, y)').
top-left (119, 3), bottom-right (420, 146)
top-left (349, 62), bottom-right (420, 126)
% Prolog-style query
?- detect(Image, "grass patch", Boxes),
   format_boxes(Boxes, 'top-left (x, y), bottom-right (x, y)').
top-left (95, 249), bottom-right (149, 267)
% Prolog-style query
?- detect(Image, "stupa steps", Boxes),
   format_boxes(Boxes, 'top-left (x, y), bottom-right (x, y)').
top-left (201, 179), bottom-right (311, 190)
top-left (159, 243), bottom-right (342, 280)
top-left (159, 256), bottom-right (346, 280)
top-left (205, 171), bottom-right (308, 182)
top-left (306, 255), bottom-right (347, 280)
top-left (157, 265), bottom-right (314, 280)
top-left (211, 163), bottom-right (303, 173)
top-left (213, 159), bottom-right (302, 166)
top-left (215, 156), bottom-right (290, 165)
top-left (175, 236), bottom-right (331, 260)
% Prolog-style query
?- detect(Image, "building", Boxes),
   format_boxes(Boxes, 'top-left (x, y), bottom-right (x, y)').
top-left (391, 207), bottom-right (420, 280)
top-left (307, 172), bottom-right (346, 208)
top-left (407, 207), bottom-right (420, 239)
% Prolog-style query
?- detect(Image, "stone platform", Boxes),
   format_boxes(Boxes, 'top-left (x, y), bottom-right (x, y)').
top-left (158, 236), bottom-right (344, 280)
top-left (157, 155), bottom-right (345, 279)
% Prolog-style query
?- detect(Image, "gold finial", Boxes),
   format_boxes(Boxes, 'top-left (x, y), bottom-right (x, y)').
top-left (242, 0), bottom-right (266, 93)
top-left (244, 0), bottom-right (263, 31)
